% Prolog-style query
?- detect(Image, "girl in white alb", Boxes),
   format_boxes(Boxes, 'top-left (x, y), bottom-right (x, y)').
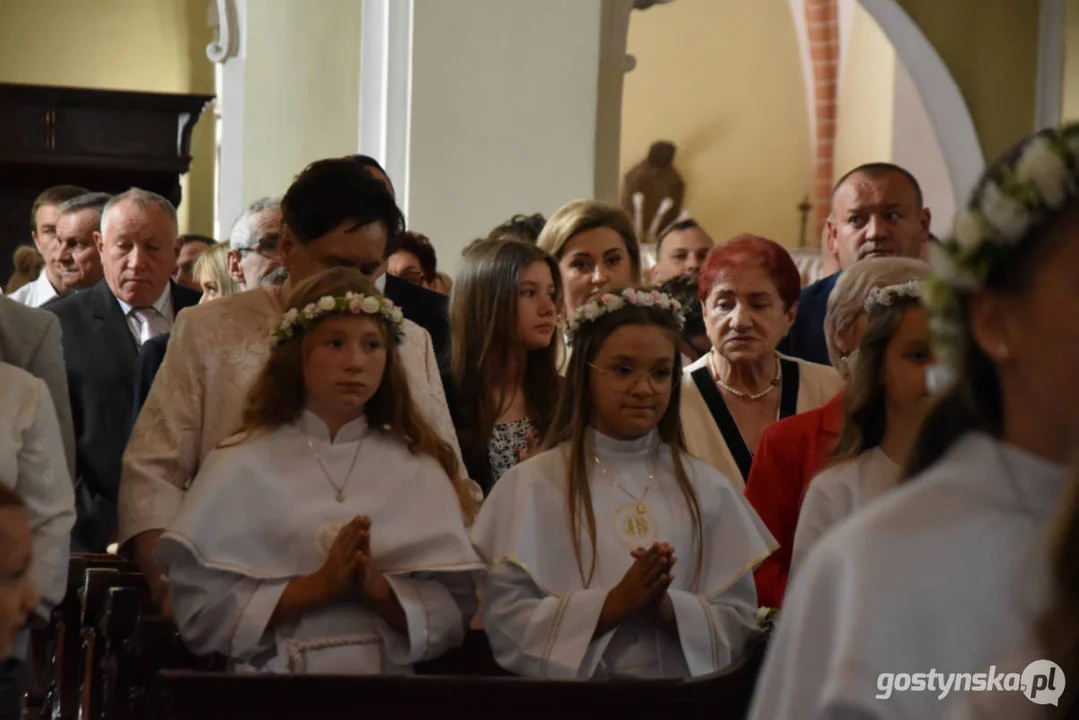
top-left (790, 277), bottom-right (932, 574)
top-left (472, 287), bottom-right (776, 679)
top-left (157, 269), bottom-right (482, 675)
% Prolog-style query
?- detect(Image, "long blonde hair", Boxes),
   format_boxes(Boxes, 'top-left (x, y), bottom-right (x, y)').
top-left (236, 268), bottom-right (475, 519)
top-left (193, 243), bottom-right (240, 298)
top-left (544, 297), bottom-right (702, 588)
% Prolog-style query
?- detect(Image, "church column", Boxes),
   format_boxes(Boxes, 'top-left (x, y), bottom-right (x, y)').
top-left (211, 0), bottom-right (364, 234)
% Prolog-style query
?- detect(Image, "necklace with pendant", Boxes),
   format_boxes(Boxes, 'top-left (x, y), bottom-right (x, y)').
top-left (306, 434), bottom-right (364, 503)
top-left (708, 350), bottom-right (782, 401)
top-left (593, 453), bottom-right (659, 548)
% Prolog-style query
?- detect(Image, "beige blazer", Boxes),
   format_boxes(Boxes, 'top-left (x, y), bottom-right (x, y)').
top-left (680, 353), bottom-right (843, 490)
top-left (118, 287), bottom-right (463, 544)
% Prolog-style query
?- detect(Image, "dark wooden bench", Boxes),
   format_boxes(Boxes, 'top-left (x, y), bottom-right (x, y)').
top-left (148, 632), bottom-right (769, 720)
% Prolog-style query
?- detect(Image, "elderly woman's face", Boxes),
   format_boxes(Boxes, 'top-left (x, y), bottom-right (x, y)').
top-left (703, 267), bottom-right (796, 365)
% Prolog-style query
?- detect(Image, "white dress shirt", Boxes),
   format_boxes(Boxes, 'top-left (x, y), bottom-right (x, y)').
top-left (9, 272), bottom-right (60, 308)
top-left (115, 285), bottom-right (174, 345)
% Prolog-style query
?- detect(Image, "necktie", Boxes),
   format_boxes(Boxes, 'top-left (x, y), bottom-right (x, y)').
top-left (133, 307), bottom-right (167, 345)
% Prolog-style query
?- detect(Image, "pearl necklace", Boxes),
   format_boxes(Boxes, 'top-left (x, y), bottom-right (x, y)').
top-left (708, 350), bottom-right (782, 401)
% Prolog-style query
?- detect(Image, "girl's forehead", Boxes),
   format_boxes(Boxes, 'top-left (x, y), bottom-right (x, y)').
top-left (594, 324), bottom-right (676, 359)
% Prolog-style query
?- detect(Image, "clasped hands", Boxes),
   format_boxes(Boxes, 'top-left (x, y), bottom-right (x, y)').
top-left (602, 542), bottom-right (677, 631)
top-left (313, 516), bottom-right (393, 607)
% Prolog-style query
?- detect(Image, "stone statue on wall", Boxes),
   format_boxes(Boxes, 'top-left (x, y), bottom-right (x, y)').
top-left (621, 140), bottom-right (685, 244)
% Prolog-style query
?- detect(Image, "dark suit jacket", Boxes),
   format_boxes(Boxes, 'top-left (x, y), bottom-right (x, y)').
top-left (45, 280), bottom-right (200, 552)
top-left (777, 271), bottom-right (839, 366)
top-left (383, 273), bottom-right (450, 368)
top-left (131, 332), bottom-right (171, 427)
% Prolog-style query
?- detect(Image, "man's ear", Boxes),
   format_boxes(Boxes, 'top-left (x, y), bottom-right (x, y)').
top-left (94, 231), bottom-right (104, 255)
top-left (227, 249), bottom-right (246, 286)
top-left (825, 215), bottom-right (839, 263)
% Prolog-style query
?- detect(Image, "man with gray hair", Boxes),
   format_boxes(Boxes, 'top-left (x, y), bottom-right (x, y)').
top-left (45, 188), bottom-right (201, 552)
top-left (226, 197), bottom-right (283, 290)
top-left (54, 192), bottom-right (110, 295)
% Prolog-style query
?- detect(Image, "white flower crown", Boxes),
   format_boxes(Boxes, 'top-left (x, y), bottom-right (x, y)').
top-left (926, 124), bottom-right (1079, 367)
top-left (270, 292), bottom-right (406, 348)
top-left (864, 279), bottom-right (923, 312)
top-left (566, 288), bottom-right (684, 345)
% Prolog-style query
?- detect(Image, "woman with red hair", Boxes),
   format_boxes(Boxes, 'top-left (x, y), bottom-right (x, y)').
top-left (680, 235), bottom-right (842, 490)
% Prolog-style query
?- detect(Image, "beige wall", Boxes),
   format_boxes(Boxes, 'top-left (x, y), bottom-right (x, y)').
top-left (897, 0), bottom-right (1038, 162)
top-left (833, 6), bottom-right (895, 182)
top-left (409, 0), bottom-right (606, 274)
top-left (0, 0), bottom-right (215, 236)
top-left (620, 0), bottom-right (813, 248)
top-left (240, 0), bottom-right (362, 206)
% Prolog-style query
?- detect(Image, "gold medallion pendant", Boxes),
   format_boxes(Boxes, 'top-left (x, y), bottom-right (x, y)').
top-left (613, 503), bottom-right (657, 548)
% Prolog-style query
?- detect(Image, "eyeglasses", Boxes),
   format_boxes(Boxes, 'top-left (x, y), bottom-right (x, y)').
top-left (588, 363), bottom-right (675, 391)
top-left (236, 236), bottom-right (280, 259)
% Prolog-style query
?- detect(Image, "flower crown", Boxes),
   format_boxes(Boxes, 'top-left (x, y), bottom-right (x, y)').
top-left (864, 279), bottom-right (923, 312)
top-left (925, 124), bottom-right (1079, 367)
top-left (566, 288), bottom-right (684, 346)
top-left (270, 293), bottom-right (406, 348)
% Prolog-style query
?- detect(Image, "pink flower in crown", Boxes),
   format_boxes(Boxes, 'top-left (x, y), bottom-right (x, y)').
top-left (348, 297), bottom-right (364, 314)
top-left (623, 288), bottom-right (640, 303)
top-left (303, 303), bottom-right (318, 317)
top-left (600, 293), bottom-right (617, 305)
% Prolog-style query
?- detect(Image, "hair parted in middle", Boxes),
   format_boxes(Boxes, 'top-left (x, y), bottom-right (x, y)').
top-left (536, 199), bottom-right (642, 281)
top-left (543, 288), bottom-right (702, 589)
top-left (236, 267), bottom-right (475, 519)
top-left (450, 239), bottom-right (563, 492)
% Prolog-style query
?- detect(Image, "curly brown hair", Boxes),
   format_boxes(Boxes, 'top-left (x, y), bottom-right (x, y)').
top-left (235, 267), bottom-right (475, 519)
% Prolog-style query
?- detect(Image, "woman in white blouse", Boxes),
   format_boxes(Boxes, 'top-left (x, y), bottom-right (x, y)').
top-left (0, 362), bottom-right (75, 658)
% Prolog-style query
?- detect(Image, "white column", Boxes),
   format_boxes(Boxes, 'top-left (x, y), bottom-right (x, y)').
top-left (1035, 0), bottom-right (1065, 129)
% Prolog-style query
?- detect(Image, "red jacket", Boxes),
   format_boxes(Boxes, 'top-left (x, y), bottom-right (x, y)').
top-left (745, 391), bottom-right (844, 608)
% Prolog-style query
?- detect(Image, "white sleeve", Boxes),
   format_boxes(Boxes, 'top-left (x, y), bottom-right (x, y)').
top-left (380, 571), bottom-right (477, 665)
top-left (791, 479), bottom-right (852, 579)
top-left (667, 571), bottom-right (759, 677)
top-left (165, 547), bottom-right (287, 661)
top-left (482, 561), bottom-right (613, 679)
top-left (18, 379), bottom-right (75, 611)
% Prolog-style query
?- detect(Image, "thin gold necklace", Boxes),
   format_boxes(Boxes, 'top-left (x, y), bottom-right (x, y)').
top-left (306, 434), bottom-right (364, 503)
top-left (592, 454), bottom-right (656, 515)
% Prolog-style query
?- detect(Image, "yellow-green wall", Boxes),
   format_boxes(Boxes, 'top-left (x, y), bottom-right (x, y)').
top-left (1064, 0), bottom-right (1079, 122)
top-left (834, 5), bottom-right (895, 180)
top-left (620, 0), bottom-right (813, 247)
top-left (897, 0), bottom-right (1038, 161)
top-left (0, 0), bottom-right (215, 236)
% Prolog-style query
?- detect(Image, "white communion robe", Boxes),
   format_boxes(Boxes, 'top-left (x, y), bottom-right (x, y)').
top-left (747, 432), bottom-right (1066, 720)
top-left (790, 447), bottom-right (899, 577)
top-left (471, 429), bottom-right (777, 679)
top-left (156, 412), bottom-right (484, 675)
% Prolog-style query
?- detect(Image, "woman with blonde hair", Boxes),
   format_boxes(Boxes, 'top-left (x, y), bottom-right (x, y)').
top-left (537, 200), bottom-right (641, 320)
top-left (193, 243), bottom-right (240, 303)
top-left (157, 268), bottom-right (482, 675)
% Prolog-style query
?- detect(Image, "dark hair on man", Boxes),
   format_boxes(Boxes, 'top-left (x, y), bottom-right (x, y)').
top-left (656, 218), bottom-right (701, 256)
top-left (58, 192), bottom-right (112, 218)
top-left (31, 185), bottom-right (90, 233)
top-left (397, 232), bottom-right (438, 281)
top-left (346, 154), bottom-right (394, 194)
top-left (832, 162), bottom-right (924, 210)
top-left (181, 234), bottom-right (216, 247)
top-left (282, 158), bottom-right (406, 257)
top-left (486, 213), bottom-right (547, 244)
top-left (658, 271), bottom-right (705, 337)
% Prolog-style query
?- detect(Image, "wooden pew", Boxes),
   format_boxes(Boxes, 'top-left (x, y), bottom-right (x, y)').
top-left (149, 632), bottom-right (771, 720)
top-left (40, 555), bottom-right (140, 720)
top-left (78, 569), bottom-right (148, 720)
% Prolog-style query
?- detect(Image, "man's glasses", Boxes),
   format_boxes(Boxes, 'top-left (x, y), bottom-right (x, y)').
top-left (236, 236), bottom-right (280, 259)
top-left (588, 363), bottom-right (675, 391)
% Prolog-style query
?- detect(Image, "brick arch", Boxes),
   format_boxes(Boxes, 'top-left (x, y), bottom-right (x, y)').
top-left (805, 0), bottom-right (839, 239)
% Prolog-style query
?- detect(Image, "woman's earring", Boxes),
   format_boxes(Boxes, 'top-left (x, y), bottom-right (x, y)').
top-left (996, 344), bottom-right (1010, 361)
